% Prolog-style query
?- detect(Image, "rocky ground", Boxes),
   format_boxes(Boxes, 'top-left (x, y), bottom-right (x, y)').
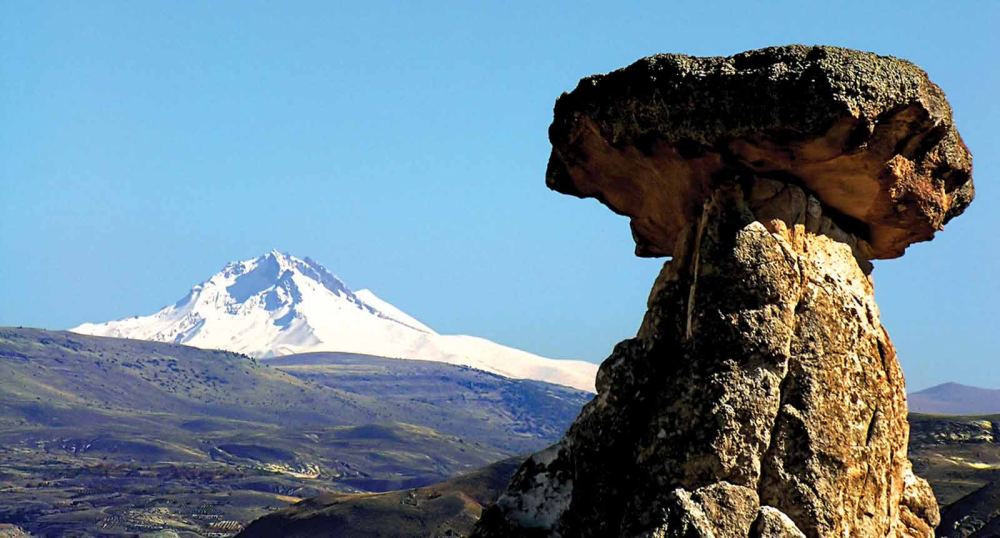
top-left (237, 416), bottom-right (1000, 537)
top-left (909, 414), bottom-right (1000, 537)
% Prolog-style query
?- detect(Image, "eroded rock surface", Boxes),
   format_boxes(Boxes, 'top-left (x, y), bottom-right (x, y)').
top-left (477, 183), bottom-right (938, 537)
top-left (474, 46), bottom-right (972, 538)
top-left (546, 45), bottom-right (972, 259)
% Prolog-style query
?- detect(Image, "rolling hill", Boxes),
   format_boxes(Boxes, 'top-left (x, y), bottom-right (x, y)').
top-left (909, 383), bottom-right (1000, 415)
top-left (6, 327), bottom-right (1000, 536)
top-left (0, 327), bottom-right (590, 536)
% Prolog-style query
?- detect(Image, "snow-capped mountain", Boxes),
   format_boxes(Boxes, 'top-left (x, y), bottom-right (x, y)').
top-left (71, 251), bottom-right (598, 392)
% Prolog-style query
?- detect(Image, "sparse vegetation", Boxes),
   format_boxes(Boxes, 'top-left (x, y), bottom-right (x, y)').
top-left (0, 328), bottom-right (589, 536)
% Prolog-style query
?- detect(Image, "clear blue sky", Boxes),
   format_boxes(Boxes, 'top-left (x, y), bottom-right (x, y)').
top-left (1, 1), bottom-right (996, 391)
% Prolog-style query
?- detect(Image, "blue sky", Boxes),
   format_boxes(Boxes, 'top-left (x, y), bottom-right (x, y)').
top-left (1, 1), bottom-right (996, 391)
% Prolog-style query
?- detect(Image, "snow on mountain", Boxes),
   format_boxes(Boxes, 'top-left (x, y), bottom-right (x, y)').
top-left (71, 250), bottom-right (598, 392)
top-left (353, 289), bottom-right (435, 334)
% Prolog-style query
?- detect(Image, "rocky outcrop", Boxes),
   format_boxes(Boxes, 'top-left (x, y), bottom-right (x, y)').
top-left (545, 45), bottom-right (972, 260)
top-left (0, 525), bottom-right (32, 538)
top-left (474, 46), bottom-right (973, 538)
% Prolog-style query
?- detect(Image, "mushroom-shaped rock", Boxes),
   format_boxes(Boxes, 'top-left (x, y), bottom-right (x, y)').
top-left (546, 45), bottom-right (973, 259)
top-left (474, 45), bottom-right (970, 538)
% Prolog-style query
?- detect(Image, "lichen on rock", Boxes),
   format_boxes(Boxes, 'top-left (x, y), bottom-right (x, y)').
top-left (474, 45), bottom-right (972, 538)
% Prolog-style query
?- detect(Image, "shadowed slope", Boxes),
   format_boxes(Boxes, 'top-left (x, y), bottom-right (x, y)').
top-left (238, 458), bottom-right (522, 538)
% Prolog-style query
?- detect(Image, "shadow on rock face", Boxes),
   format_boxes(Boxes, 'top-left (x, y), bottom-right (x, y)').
top-left (546, 44), bottom-right (972, 261)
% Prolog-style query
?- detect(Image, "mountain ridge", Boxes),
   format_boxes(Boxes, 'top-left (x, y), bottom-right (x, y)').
top-left (71, 250), bottom-right (597, 392)
top-left (909, 382), bottom-right (1000, 416)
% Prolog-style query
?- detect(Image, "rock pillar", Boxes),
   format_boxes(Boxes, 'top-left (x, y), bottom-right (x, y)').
top-left (474, 45), bottom-right (973, 538)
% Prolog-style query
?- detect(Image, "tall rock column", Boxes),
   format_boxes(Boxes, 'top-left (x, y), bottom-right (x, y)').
top-left (473, 46), bottom-right (973, 538)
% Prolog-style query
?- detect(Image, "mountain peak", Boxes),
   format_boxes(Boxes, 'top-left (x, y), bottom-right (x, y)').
top-left (219, 251), bottom-right (353, 304)
top-left (71, 252), bottom-right (599, 392)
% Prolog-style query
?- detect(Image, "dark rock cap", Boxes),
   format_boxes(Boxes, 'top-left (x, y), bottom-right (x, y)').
top-left (546, 45), bottom-right (973, 259)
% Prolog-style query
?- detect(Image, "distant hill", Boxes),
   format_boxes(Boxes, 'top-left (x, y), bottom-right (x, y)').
top-left (909, 382), bottom-right (1000, 415)
top-left (71, 250), bottom-right (598, 391)
top-left (0, 328), bottom-right (590, 537)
